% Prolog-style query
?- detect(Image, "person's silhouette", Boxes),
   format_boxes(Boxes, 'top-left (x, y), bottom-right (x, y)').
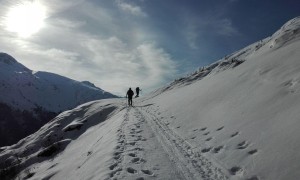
top-left (135, 87), bottom-right (141, 97)
top-left (126, 88), bottom-right (134, 106)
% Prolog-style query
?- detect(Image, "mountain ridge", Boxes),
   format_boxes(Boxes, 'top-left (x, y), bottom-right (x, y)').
top-left (0, 53), bottom-right (117, 146)
top-left (152, 16), bottom-right (300, 96)
top-left (1, 17), bottom-right (300, 180)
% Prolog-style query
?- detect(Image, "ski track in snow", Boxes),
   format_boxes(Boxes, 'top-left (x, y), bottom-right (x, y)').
top-left (141, 106), bottom-right (228, 180)
top-left (108, 105), bottom-right (229, 180)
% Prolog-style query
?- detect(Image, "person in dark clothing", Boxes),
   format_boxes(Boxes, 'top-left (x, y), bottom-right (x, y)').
top-left (135, 87), bottom-right (141, 97)
top-left (126, 88), bottom-right (134, 106)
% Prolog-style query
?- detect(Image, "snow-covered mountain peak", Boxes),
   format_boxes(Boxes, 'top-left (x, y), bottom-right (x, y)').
top-left (276, 16), bottom-right (300, 34)
top-left (153, 17), bottom-right (300, 96)
top-left (0, 53), bottom-right (117, 147)
top-left (0, 54), bottom-right (117, 112)
top-left (270, 16), bottom-right (300, 49)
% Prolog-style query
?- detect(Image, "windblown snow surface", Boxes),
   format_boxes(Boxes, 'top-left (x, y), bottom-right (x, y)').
top-left (1, 17), bottom-right (300, 180)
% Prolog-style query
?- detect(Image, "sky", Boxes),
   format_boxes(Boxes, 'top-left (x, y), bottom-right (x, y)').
top-left (0, 0), bottom-right (299, 96)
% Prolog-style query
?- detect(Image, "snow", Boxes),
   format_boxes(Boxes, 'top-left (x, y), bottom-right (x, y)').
top-left (0, 53), bottom-right (117, 112)
top-left (1, 17), bottom-right (300, 180)
top-left (0, 52), bottom-right (118, 147)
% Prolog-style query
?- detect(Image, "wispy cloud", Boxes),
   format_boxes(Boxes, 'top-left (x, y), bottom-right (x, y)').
top-left (184, 16), bottom-right (240, 50)
top-left (0, 0), bottom-right (175, 95)
top-left (214, 18), bottom-right (239, 36)
top-left (81, 36), bottom-right (176, 95)
top-left (185, 23), bottom-right (201, 50)
top-left (116, 0), bottom-right (147, 17)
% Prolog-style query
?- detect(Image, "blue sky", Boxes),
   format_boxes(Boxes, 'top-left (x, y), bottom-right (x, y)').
top-left (0, 0), bottom-right (299, 95)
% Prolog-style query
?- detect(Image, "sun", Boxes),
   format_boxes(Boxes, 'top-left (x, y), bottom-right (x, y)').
top-left (4, 1), bottom-right (46, 38)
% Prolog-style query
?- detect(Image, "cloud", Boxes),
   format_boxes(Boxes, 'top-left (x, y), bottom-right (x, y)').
top-left (214, 18), bottom-right (240, 36)
top-left (81, 36), bottom-right (176, 95)
top-left (0, 21), bottom-right (176, 96)
top-left (0, 0), bottom-right (176, 95)
top-left (116, 0), bottom-right (147, 17)
top-left (184, 16), bottom-right (240, 50)
top-left (185, 23), bottom-right (201, 50)
top-left (41, 0), bottom-right (87, 14)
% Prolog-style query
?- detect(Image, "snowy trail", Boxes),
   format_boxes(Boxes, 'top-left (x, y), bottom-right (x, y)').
top-left (108, 105), bottom-right (228, 180)
top-left (139, 106), bottom-right (229, 180)
top-left (109, 106), bottom-right (185, 180)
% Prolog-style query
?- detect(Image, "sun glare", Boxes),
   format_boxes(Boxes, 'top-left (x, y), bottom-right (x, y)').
top-left (5, 1), bottom-right (46, 38)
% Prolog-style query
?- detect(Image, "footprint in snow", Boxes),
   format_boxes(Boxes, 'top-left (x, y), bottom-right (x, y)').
top-left (248, 149), bottom-right (258, 155)
top-left (113, 155), bottom-right (121, 160)
top-left (128, 153), bottom-right (137, 157)
top-left (109, 163), bottom-right (118, 170)
top-left (229, 166), bottom-right (243, 175)
top-left (113, 151), bottom-right (123, 160)
top-left (110, 167), bottom-right (122, 177)
top-left (176, 126), bottom-right (181, 129)
top-left (206, 137), bottom-right (213, 141)
top-left (114, 151), bottom-right (123, 156)
top-left (131, 157), bottom-right (146, 164)
top-left (203, 132), bottom-right (210, 136)
top-left (127, 167), bottom-right (137, 174)
top-left (231, 132), bottom-right (239, 138)
top-left (129, 147), bottom-right (143, 151)
top-left (201, 147), bottom-right (212, 153)
top-left (141, 169), bottom-right (154, 176)
top-left (87, 151), bottom-right (92, 156)
top-left (135, 125), bottom-right (140, 128)
top-left (190, 136), bottom-right (196, 139)
top-left (237, 141), bottom-right (249, 149)
top-left (127, 142), bottom-right (136, 146)
top-left (216, 126), bottom-right (224, 131)
top-left (200, 127), bottom-right (207, 131)
top-left (212, 145), bottom-right (224, 153)
top-left (193, 129), bottom-right (198, 131)
top-left (118, 137), bottom-right (125, 143)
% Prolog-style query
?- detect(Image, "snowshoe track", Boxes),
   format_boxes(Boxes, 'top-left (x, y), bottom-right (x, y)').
top-left (108, 106), bottom-right (228, 179)
top-left (137, 107), bottom-right (228, 180)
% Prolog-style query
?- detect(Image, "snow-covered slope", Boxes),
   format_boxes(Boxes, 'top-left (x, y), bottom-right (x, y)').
top-left (0, 53), bottom-right (117, 112)
top-left (1, 17), bottom-right (300, 180)
top-left (154, 17), bottom-right (300, 96)
top-left (0, 53), bottom-right (117, 146)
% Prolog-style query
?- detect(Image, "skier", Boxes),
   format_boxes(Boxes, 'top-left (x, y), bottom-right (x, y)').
top-left (135, 87), bottom-right (141, 97)
top-left (126, 88), bottom-right (134, 106)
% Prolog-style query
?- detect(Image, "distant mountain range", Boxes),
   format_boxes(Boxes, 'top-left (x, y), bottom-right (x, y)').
top-left (0, 53), bottom-right (117, 146)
